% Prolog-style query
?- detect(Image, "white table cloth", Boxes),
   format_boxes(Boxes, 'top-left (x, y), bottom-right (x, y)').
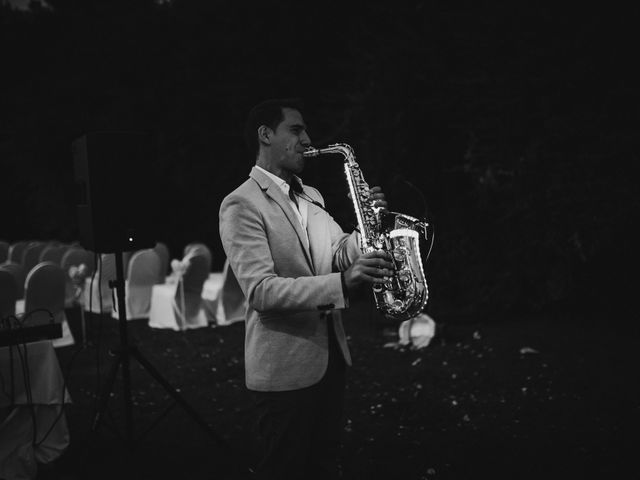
top-left (0, 340), bottom-right (71, 480)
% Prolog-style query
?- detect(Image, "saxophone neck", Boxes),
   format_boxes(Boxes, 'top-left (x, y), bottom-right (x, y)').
top-left (303, 143), bottom-right (356, 163)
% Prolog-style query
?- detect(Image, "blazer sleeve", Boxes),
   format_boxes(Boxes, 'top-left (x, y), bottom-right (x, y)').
top-left (220, 191), bottom-right (353, 314)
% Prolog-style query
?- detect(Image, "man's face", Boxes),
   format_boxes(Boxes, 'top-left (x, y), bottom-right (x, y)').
top-left (269, 107), bottom-right (311, 176)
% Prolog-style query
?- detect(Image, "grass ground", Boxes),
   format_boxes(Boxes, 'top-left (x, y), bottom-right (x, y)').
top-left (42, 297), bottom-right (637, 480)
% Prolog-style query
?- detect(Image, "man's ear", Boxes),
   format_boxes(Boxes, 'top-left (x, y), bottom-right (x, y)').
top-left (258, 125), bottom-right (272, 145)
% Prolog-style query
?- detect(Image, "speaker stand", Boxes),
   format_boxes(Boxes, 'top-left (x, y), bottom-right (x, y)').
top-left (90, 251), bottom-right (246, 474)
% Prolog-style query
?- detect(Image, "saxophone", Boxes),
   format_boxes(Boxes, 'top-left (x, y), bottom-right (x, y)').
top-left (303, 143), bottom-right (430, 321)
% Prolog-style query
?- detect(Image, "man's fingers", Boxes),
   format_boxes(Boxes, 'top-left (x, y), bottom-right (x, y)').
top-left (361, 257), bottom-right (394, 269)
top-left (360, 273), bottom-right (388, 284)
top-left (362, 261), bottom-right (394, 272)
top-left (363, 250), bottom-right (392, 261)
top-left (361, 266), bottom-right (393, 277)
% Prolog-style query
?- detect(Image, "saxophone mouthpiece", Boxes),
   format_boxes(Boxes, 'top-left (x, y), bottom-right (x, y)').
top-left (303, 147), bottom-right (320, 158)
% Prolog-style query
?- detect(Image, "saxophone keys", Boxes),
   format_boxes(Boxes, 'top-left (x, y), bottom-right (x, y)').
top-left (391, 299), bottom-right (404, 311)
top-left (393, 250), bottom-right (404, 262)
top-left (398, 271), bottom-right (412, 285)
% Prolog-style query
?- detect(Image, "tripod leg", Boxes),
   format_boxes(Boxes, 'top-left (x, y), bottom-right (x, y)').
top-left (129, 346), bottom-right (231, 451)
top-left (121, 346), bottom-right (134, 443)
top-left (130, 348), bottom-right (252, 476)
top-left (92, 351), bottom-right (123, 434)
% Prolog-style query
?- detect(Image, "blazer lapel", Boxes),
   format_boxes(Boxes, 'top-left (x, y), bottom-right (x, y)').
top-left (305, 200), bottom-right (327, 275)
top-left (250, 167), bottom-right (315, 273)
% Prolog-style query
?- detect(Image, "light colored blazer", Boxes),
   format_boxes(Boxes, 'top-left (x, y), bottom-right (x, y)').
top-left (219, 166), bottom-right (360, 391)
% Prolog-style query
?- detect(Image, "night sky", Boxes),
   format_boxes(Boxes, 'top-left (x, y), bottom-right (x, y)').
top-left (1, 1), bottom-right (638, 315)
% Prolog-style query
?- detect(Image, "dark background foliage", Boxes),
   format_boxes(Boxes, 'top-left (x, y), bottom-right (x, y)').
top-left (1, 1), bottom-right (638, 318)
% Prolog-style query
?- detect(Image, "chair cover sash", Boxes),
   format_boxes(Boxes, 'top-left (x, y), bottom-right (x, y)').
top-left (173, 252), bottom-right (210, 329)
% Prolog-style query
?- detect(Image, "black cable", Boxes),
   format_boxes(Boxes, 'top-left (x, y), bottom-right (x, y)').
top-left (425, 226), bottom-right (435, 262)
top-left (402, 177), bottom-right (429, 220)
top-left (2, 341), bottom-right (13, 402)
top-left (0, 316), bottom-right (32, 435)
top-left (29, 286), bottom-right (98, 447)
top-left (0, 314), bottom-right (20, 403)
top-left (17, 308), bottom-right (56, 445)
top-left (12, 340), bottom-right (37, 445)
top-left (1, 287), bottom-right (96, 448)
top-left (3, 326), bottom-right (84, 449)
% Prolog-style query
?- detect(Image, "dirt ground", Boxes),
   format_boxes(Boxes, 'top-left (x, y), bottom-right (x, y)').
top-left (42, 298), bottom-right (637, 480)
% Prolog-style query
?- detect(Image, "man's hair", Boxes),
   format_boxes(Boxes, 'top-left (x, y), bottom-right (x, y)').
top-left (244, 98), bottom-right (305, 159)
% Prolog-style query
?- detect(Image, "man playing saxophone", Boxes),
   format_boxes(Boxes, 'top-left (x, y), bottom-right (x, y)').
top-left (219, 98), bottom-right (393, 479)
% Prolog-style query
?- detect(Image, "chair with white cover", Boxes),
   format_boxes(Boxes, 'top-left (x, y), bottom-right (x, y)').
top-left (180, 253), bottom-right (210, 327)
top-left (398, 313), bottom-right (436, 350)
top-left (153, 242), bottom-right (170, 283)
top-left (22, 242), bottom-right (47, 277)
top-left (61, 247), bottom-right (95, 308)
top-left (0, 340), bottom-right (71, 479)
top-left (0, 269), bottom-right (17, 319)
top-left (122, 250), bottom-right (134, 280)
top-left (149, 251), bottom-right (210, 330)
top-left (203, 259), bottom-right (246, 326)
top-left (18, 262), bottom-right (74, 348)
top-left (0, 240), bottom-right (9, 264)
top-left (0, 262), bottom-right (25, 300)
top-left (40, 244), bottom-right (70, 265)
top-left (8, 241), bottom-right (28, 264)
top-left (83, 254), bottom-right (116, 314)
top-left (111, 249), bottom-right (161, 320)
top-left (61, 247), bottom-right (95, 276)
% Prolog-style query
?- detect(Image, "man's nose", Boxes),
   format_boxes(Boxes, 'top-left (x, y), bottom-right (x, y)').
top-left (300, 131), bottom-right (311, 146)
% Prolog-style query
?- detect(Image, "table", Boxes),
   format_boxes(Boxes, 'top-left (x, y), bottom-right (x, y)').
top-left (0, 340), bottom-right (71, 480)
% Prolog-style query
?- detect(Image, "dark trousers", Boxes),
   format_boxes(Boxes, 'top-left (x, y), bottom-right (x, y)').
top-left (250, 320), bottom-right (347, 480)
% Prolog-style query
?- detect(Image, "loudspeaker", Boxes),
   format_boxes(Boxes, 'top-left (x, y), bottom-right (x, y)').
top-left (73, 131), bottom-right (157, 253)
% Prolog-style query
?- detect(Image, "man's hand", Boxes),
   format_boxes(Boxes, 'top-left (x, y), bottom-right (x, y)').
top-left (347, 186), bottom-right (389, 211)
top-left (369, 186), bottom-right (388, 211)
top-left (344, 250), bottom-right (394, 291)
